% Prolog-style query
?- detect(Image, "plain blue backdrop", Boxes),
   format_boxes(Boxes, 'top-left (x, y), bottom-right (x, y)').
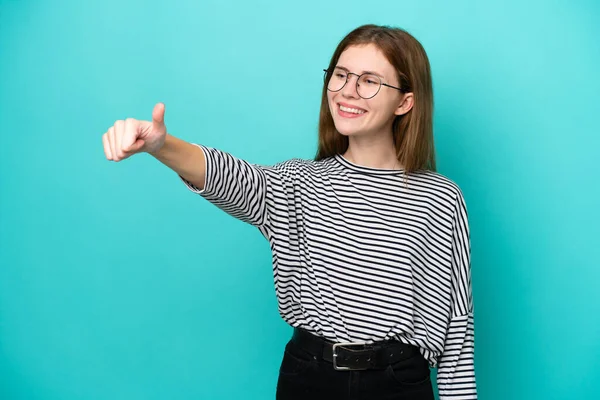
top-left (1, 0), bottom-right (599, 399)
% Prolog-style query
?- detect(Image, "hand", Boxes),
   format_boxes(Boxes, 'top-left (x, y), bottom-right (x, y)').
top-left (102, 102), bottom-right (167, 161)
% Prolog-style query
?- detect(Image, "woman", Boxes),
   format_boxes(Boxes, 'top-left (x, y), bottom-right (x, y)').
top-left (102, 24), bottom-right (477, 400)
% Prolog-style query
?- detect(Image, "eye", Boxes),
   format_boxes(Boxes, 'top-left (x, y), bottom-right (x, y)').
top-left (360, 74), bottom-right (379, 86)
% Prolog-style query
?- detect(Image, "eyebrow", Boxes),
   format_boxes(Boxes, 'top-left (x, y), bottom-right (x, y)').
top-left (335, 65), bottom-right (385, 79)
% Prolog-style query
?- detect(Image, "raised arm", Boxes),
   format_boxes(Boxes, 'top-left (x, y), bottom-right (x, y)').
top-left (102, 102), bottom-right (301, 229)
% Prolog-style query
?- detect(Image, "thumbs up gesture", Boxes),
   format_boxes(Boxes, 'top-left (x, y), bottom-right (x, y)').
top-left (102, 102), bottom-right (167, 161)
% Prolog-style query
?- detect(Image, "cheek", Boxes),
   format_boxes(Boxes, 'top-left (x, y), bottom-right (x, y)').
top-left (327, 95), bottom-right (338, 115)
top-left (327, 93), bottom-right (335, 107)
top-left (368, 99), bottom-right (395, 119)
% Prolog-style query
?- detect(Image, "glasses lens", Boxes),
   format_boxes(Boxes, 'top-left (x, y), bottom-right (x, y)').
top-left (357, 74), bottom-right (381, 99)
top-left (327, 68), bottom-right (347, 92)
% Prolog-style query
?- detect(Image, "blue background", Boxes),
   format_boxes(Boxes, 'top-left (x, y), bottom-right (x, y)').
top-left (1, 0), bottom-right (599, 399)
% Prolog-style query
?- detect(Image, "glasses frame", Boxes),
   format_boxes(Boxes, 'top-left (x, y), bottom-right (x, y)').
top-left (323, 68), bottom-right (406, 99)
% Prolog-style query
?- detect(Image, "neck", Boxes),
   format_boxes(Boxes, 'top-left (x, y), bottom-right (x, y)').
top-left (342, 133), bottom-right (402, 170)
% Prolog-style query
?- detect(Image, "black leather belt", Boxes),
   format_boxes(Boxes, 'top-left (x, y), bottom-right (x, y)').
top-left (291, 327), bottom-right (421, 371)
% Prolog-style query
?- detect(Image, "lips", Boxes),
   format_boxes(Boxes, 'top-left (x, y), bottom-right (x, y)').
top-left (337, 103), bottom-right (367, 119)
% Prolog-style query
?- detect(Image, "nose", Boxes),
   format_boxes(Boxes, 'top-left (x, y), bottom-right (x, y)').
top-left (341, 73), bottom-right (360, 98)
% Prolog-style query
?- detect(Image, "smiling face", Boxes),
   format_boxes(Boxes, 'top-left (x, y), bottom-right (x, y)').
top-left (327, 43), bottom-right (412, 140)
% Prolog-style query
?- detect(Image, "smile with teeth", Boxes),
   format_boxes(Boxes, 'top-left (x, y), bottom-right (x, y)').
top-left (339, 105), bottom-right (366, 114)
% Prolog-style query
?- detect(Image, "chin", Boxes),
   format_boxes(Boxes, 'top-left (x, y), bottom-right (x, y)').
top-left (334, 124), bottom-right (366, 137)
top-left (336, 129), bottom-right (357, 137)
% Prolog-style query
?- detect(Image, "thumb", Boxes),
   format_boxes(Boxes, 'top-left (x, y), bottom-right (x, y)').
top-left (152, 102), bottom-right (166, 131)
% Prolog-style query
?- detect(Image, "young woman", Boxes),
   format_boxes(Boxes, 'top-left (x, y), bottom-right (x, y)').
top-left (102, 24), bottom-right (477, 400)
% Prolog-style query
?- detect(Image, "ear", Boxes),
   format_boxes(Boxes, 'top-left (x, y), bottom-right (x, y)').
top-left (394, 92), bottom-right (414, 116)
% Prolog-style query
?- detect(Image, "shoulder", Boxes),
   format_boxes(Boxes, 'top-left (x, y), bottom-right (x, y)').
top-left (267, 156), bottom-right (336, 175)
top-left (413, 169), bottom-right (467, 206)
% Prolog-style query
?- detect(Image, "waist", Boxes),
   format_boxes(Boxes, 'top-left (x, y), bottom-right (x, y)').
top-left (291, 327), bottom-right (422, 371)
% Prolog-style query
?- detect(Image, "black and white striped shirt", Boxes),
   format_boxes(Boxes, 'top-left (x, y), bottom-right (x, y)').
top-left (181, 144), bottom-right (477, 399)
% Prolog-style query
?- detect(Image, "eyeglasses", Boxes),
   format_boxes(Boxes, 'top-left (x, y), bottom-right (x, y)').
top-left (323, 67), bottom-right (406, 99)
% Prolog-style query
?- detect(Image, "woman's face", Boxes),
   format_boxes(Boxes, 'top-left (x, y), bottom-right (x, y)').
top-left (327, 43), bottom-right (412, 139)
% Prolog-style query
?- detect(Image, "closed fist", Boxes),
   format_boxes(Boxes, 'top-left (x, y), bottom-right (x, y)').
top-left (102, 103), bottom-right (167, 161)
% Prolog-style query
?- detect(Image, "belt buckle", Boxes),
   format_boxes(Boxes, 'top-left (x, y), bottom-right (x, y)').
top-left (332, 342), bottom-right (368, 371)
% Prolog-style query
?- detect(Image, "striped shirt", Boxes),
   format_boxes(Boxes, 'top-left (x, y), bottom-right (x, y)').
top-left (181, 144), bottom-right (477, 399)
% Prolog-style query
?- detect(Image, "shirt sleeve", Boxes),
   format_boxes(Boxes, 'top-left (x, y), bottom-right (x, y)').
top-left (437, 191), bottom-right (478, 399)
top-left (178, 144), bottom-right (299, 229)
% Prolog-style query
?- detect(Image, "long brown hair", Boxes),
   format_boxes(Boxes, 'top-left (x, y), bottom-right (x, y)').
top-left (315, 24), bottom-right (436, 173)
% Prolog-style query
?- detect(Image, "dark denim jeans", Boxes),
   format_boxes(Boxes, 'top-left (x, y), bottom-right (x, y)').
top-left (276, 336), bottom-right (434, 400)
